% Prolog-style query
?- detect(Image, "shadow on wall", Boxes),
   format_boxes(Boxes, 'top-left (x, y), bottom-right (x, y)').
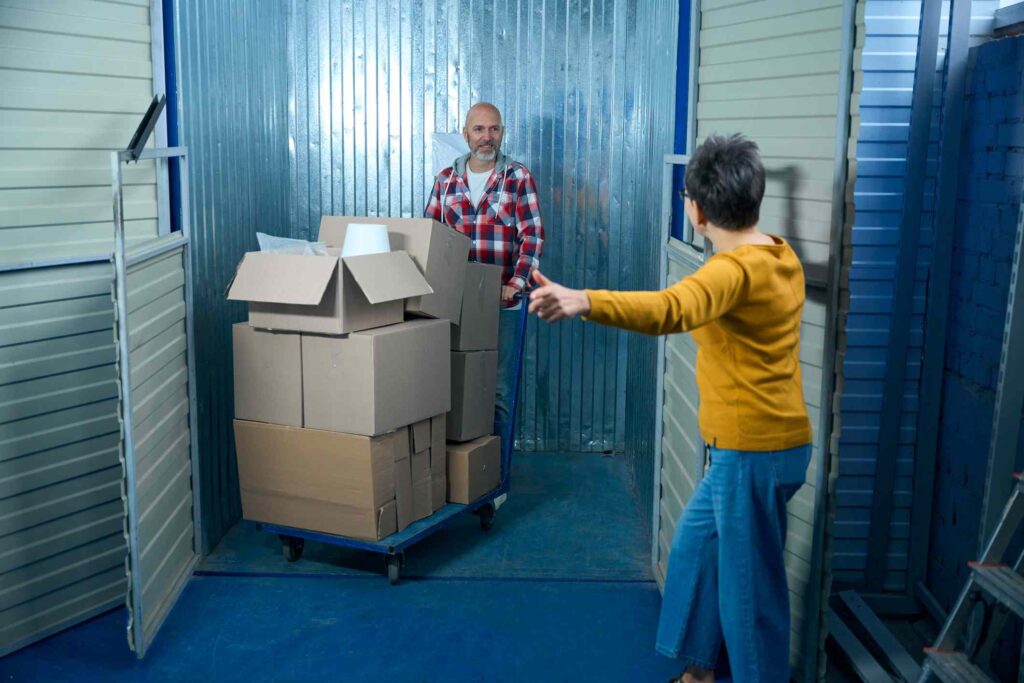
top-left (765, 165), bottom-right (827, 285)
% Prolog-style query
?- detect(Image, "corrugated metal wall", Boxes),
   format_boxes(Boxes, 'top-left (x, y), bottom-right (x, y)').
top-left (174, 0), bottom-right (679, 546)
top-left (284, 0), bottom-right (678, 454)
top-left (653, 1), bottom-right (855, 679)
top-left (173, 0), bottom-right (292, 551)
top-left (0, 0), bottom-right (159, 655)
top-left (620, 0), bottom-right (681, 536)
top-left (833, 0), bottom-right (999, 594)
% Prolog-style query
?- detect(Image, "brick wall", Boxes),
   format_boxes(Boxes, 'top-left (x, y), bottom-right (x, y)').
top-left (926, 34), bottom-right (1023, 678)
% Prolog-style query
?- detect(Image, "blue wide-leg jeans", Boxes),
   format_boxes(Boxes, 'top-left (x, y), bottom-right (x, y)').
top-left (655, 443), bottom-right (812, 682)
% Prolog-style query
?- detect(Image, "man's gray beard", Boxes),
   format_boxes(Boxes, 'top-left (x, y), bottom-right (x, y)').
top-left (472, 148), bottom-right (497, 162)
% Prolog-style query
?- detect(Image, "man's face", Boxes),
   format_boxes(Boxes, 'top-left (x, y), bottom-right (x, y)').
top-left (464, 108), bottom-right (503, 162)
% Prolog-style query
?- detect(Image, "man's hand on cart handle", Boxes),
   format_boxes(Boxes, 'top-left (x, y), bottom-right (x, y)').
top-left (528, 270), bottom-right (591, 323)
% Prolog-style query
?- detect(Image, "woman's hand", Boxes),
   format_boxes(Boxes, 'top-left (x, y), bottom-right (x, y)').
top-left (529, 270), bottom-right (591, 322)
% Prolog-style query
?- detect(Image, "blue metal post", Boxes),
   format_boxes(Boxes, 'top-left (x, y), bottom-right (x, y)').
top-left (908, 0), bottom-right (973, 595)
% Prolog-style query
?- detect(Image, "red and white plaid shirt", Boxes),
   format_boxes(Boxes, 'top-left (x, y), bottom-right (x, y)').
top-left (424, 153), bottom-right (544, 302)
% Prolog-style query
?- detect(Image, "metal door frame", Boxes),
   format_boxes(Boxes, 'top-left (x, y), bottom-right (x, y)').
top-left (112, 145), bottom-right (202, 658)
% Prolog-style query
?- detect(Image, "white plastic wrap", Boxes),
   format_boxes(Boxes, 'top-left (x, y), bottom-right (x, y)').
top-left (256, 232), bottom-right (329, 255)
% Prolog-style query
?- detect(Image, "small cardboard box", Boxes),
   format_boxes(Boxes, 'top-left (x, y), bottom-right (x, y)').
top-left (394, 443), bottom-right (414, 531)
top-left (451, 262), bottom-right (502, 351)
top-left (303, 319), bottom-right (451, 436)
top-left (413, 476), bottom-right (432, 521)
top-left (447, 435), bottom-right (501, 504)
top-left (233, 420), bottom-right (405, 540)
top-left (226, 248), bottom-right (432, 335)
top-left (232, 323), bottom-right (302, 427)
top-left (448, 350), bottom-right (498, 442)
top-left (319, 217), bottom-right (470, 323)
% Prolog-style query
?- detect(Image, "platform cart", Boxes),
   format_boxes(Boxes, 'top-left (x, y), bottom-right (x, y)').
top-left (258, 298), bottom-right (529, 584)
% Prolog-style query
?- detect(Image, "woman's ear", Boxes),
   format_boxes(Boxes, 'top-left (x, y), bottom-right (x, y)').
top-left (691, 200), bottom-right (707, 228)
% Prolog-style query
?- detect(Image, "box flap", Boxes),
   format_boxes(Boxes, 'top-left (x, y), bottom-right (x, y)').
top-left (344, 251), bottom-right (433, 304)
top-left (227, 252), bottom-right (337, 305)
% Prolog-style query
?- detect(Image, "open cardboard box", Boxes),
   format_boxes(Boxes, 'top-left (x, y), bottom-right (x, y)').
top-left (226, 248), bottom-right (431, 335)
top-left (319, 217), bottom-right (469, 323)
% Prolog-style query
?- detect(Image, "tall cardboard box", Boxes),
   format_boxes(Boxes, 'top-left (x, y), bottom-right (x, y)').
top-left (233, 420), bottom-right (408, 540)
top-left (303, 319), bottom-right (451, 436)
top-left (451, 262), bottom-right (502, 351)
top-left (232, 323), bottom-right (302, 427)
top-left (447, 435), bottom-right (501, 504)
top-left (448, 350), bottom-right (498, 441)
top-left (319, 217), bottom-right (470, 323)
top-left (226, 248), bottom-right (432, 334)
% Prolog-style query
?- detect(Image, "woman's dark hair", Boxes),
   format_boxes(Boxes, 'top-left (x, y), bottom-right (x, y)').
top-left (684, 133), bottom-right (765, 230)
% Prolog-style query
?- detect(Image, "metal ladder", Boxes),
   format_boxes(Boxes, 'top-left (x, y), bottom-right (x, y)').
top-left (919, 473), bottom-right (1024, 682)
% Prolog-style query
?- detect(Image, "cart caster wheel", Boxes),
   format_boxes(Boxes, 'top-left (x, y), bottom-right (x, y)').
top-left (478, 503), bottom-right (496, 531)
top-left (280, 535), bottom-right (304, 562)
top-left (386, 554), bottom-right (401, 585)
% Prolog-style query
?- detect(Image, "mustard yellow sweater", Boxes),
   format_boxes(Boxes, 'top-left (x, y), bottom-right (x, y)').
top-left (585, 235), bottom-right (812, 451)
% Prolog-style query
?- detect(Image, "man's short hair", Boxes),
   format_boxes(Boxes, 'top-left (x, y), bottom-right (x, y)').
top-left (684, 133), bottom-right (765, 230)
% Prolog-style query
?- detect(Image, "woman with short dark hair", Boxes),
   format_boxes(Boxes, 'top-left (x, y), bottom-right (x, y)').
top-left (529, 134), bottom-right (812, 683)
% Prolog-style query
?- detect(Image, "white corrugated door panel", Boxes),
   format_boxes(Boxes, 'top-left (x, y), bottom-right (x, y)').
top-left (655, 246), bottom-right (705, 585)
top-left (112, 237), bottom-right (198, 658)
top-left (0, 0), bottom-right (163, 657)
top-left (0, 263), bottom-right (127, 656)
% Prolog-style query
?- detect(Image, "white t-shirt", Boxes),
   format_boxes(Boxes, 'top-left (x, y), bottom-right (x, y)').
top-left (467, 168), bottom-right (491, 206)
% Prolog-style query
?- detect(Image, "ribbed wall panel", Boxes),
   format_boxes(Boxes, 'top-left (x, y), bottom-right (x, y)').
top-left (0, 263), bottom-right (125, 656)
top-left (0, 0), bottom-right (159, 263)
top-left (114, 241), bottom-right (197, 657)
top-left (653, 248), bottom-right (702, 585)
top-left (0, 0), bottom-right (157, 655)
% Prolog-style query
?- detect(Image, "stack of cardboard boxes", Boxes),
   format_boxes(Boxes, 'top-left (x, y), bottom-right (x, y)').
top-left (228, 216), bottom-right (460, 540)
top-left (446, 261), bottom-right (504, 504)
top-left (227, 217), bottom-right (505, 541)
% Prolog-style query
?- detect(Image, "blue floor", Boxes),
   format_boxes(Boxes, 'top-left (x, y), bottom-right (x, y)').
top-left (201, 452), bottom-right (651, 581)
top-left (0, 453), bottom-right (719, 682)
